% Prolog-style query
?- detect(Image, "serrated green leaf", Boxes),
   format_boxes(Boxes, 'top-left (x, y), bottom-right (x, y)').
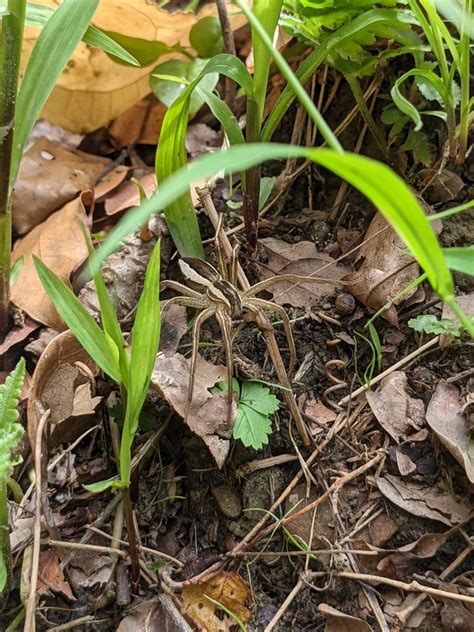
top-left (240, 381), bottom-right (280, 416)
top-left (408, 314), bottom-right (463, 337)
top-left (234, 406), bottom-right (272, 450)
top-left (400, 128), bottom-right (432, 166)
top-left (0, 358), bottom-right (25, 483)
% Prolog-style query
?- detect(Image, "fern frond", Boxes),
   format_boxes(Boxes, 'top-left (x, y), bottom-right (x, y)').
top-left (0, 358), bottom-right (26, 482)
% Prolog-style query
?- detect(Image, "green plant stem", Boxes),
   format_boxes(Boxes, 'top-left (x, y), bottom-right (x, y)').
top-left (457, 0), bottom-right (472, 163)
top-left (0, 479), bottom-right (12, 606)
top-left (0, 0), bottom-right (26, 341)
top-left (446, 297), bottom-right (474, 339)
top-left (344, 73), bottom-right (389, 161)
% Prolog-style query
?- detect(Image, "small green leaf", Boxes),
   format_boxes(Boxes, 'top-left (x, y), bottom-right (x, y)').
top-left (33, 256), bottom-right (121, 384)
top-left (259, 176), bottom-right (276, 210)
top-left (83, 478), bottom-right (122, 493)
top-left (0, 358), bottom-right (26, 483)
top-left (408, 314), bottom-right (464, 337)
top-left (189, 16), bottom-right (224, 58)
top-left (400, 128), bottom-right (432, 166)
top-left (10, 256), bottom-right (24, 287)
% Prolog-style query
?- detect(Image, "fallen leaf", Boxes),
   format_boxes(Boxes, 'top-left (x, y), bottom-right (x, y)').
top-left (37, 549), bottom-right (75, 600)
top-left (108, 96), bottom-right (167, 147)
top-left (67, 548), bottom-right (114, 592)
top-left (426, 381), bottom-right (474, 483)
top-left (366, 372), bottom-right (425, 443)
top-left (344, 214), bottom-right (420, 325)
top-left (104, 172), bottom-right (157, 216)
top-left (117, 597), bottom-right (194, 632)
top-left (377, 474), bottom-right (472, 526)
top-left (94, 165), bottom-right (130, 200)
top-left (421, 168), bottom-right (465, 204)
top-left (186, 123), bottom-right (220, 157)
top-left (23, 1), bottom-right (247, 132)
top-left (258, 238), bottom-right (349, 307)
top-left (0, 317), bottom-right (39, 356)
top-left (27, 330), bottom-right (100, 450)
top-left (182, 572), bottom-right (251, 632)
top-left (12, 138), bottom-right (109, 234)
top-left (300, 398), bottom-right (337, 437)
top-left (151, 353), bottom-right (235, 468)
top-left (440, 600), bottom-right (474, 632)
top-left (318, 604), bottom-right (373, 632)
top-left (159, 304), bottom-right (188, 356)
top-left (11, 195), bottom-right (89, 329)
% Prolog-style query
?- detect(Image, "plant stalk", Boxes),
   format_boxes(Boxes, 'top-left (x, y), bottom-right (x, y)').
top-left (0, 479), bottom-right (12, 608)
top-left (457, 0), bottom-right (472, 163)
top-left (0, 0), bottom-right (26, 341)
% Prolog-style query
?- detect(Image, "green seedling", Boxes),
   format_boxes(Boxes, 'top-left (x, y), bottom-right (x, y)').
top-left (34, 238), bottom-right (161, 586)
top-left (0, 0), bottom-right (138, 340)
top-left (0, 357), bottom-right (25, 603)
top-left (213, 379), bottom-right (279, 450)
top-left (409, 314), bottom-right (474, 337)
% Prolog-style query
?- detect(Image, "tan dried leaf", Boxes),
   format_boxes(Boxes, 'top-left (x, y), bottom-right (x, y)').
top-left (426, 381), bottom-right (474, 483)
top-left (182, 572), bottom-right (251, 632)
top-left (344, 215), bottom-right (420, 325)
top-left (117, 597), bottom-right (194, 632)
top-left (12, 138), bottom-right (109, 234)
top-left (151, 353), bottom-right (235, 468)
top-left (23, 1), bottom-right (247, 132)
top-left (11, 195), bottom-right (89, 329)
top-left (377, 474), bottom-right (472, 526)
top-left (38, 549), bottom-right (75, 600)
top-left (318, 604), bottom-right (373, 632)
top-left (258, 238), bottom-right (349, 307)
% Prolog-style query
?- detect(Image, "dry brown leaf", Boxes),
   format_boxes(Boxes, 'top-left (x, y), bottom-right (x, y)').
top-left (0, 317), bottom-right (39, 356)
top-left (117, 597), bottom-right (194, 632)
top-left (23, 1), bottom-right (247, 132)
top-left (94, 165), bottom-right (129, 200)
top-left (108, 96), bottom-right (168, 147)
top-left (37, 549), bottom-right (75, 600)
top-left (67, 548), bottom-right (114, 592)
top-left (426, 381), bottom-right (474, 483)
top-left (104, 172), bottom-right (157, 216)
top-left (12, 138), bottom-right (109, 234)
top-left (182, 572), bottom-right (251, 632)
top-left (159, 304), bottom-right (188, 356)
top-left (440, 601), bottom-right (474, 632)
top-left (377, 474), bottom-right (472, 526)
top-left (27, 330), bottom-right (100, 450)
top-left (344, 215), bottom-right (420, 325)
top-left (11, 195), bottom-right (89, 329)
top-left (258, 238), bottom-right (349, 307)
top-left (151, 353), bottom-right (234, 468)
top-left (318, 604), bottom-right (373, 632)
top-left (365, 372), bottom-right (425, 443)
top-left (186, 123), bottom-right (220, 157)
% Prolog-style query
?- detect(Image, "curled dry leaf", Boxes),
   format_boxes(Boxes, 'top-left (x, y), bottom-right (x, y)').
top-left (151, 353), bottom-right (235, 468)
top-left (37, 549), bottom-right (75, 601)
top-left (12, 138), bottom-right (109, 234)
top-left (318, 604), bottom-right (373, 632)
top-left (182, 572), bottom-right (251, 632)
top-left (27, 330), bottom-right (100, 451)
top-left (426, 381), bottom-right (474, 483)
top-left (23, 1), bottom-right (246, 132)
top-left (365, 371), bottom-right (425, 443)
top-left (11, 195), bottom-right (89, 329)
top-left (377, 474), bottom-right (472, 526)
top-left (344, 214), bottom-right (420, 325)
top-left (117, 597), bottom-right (194, 632)
top-left (258, 238), bottom-right (349, 308)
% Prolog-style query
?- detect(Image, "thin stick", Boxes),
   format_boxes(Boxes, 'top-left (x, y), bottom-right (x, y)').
top-left (264, 577), bottom-right (305, 632)
top-left (338, 337), bottom-right (440, 406)
top-left (24, 410), bottom-right (49, 632)
top-left (216, 0), bottom-right (236, 107)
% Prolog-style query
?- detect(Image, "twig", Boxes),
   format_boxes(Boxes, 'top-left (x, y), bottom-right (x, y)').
top-left (216, 0), bottom-right (236, 107)
top-left (264, 576), bottom-right (305, 632)
top-left (338, 336), bottom-right (440, 406)
top-left (24, 410), bottom-right (49, 632)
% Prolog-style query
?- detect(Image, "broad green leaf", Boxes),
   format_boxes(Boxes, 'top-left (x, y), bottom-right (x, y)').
top-left (234, 406), bottom-right (272, 450)
top-left (151, 58), bottom-right (219, 114)
top-left (25, 4), bottom-right (140, 66)
top-left (12, 0), bottom-right (99, 183)
top-left (120, 241), bottom-right (161, 486)
top-left (33, 256), bottom-right (121, 384)
top-left (263, 9), bottom-right (418, 141)
top-left (91, 143), bottom-right (453, 301)
top-left (391, 68), bottom-right (449, 130)
top-left (189, 16), bottom-right (223, 58)
top-left (0, 358), bottom-right (25, 483)
top-left (240, 381), bottom-right (279, 416)
top-left (443, 246), bottom-right (474, 276)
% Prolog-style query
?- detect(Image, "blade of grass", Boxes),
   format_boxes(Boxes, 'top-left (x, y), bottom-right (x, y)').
top-left (12, 0), bottom-right (99, 183)
top-left (33, 256), bottom-right (121, 383)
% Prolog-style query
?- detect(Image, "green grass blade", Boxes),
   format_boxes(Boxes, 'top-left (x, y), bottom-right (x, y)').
top-left (12, 0), bottom-right (99, 183)
top-left (92, 143), bottom-right (454, 302)
top-left (25, 3), bottom-right (139, 66)
top-left (120, 241), bottom-right (161, 485)
top-left (391, 68), bottom-right (449, 130)
top-left (262, 9), bottom-right (418, 141)
top-left (443, 246), bottom-right (474, 276)
top-left (155, 53), bottom-right (255, 258)
top-left (33, 256), bottom-right (121, 384)
top-left (195, 86), bottom-right (245, 146)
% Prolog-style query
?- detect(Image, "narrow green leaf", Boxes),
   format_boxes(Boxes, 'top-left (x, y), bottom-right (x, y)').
top-left (25, 4), bottom-right (140, 66)
top-left (9, 256), bottom-right (23, 287)
top-left (33, 256), bottom-right (121, 384)
top-left (443, 246), bottom-right (474, 276)
top-left (391, 68), bottom-right (449, 130)
top-left (83, 478), bottom-right (122, 493)
top-left (0, 358), bottom-right (26, 482)
top-left (12, 0), bottom-right (99, 182)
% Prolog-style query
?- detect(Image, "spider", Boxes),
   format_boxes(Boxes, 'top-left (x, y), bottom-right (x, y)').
top-left (160, 226), bottom-right (342, 446)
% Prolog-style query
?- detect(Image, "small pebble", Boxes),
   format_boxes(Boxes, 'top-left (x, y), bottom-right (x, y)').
top-left (212, 485), bottom-right (242, 519)
top-left (335, 293), bottom-right (356, 316)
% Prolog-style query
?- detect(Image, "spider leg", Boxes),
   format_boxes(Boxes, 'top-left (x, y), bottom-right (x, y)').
top-left (161, 296), bottom-right (207, 319)
top-left (215, 308), bottom-right (235, 426)
top-left (244, 274), bottom-right (346, 297)
top-left (186, 306), bottom-right (215, 421)
top-left (244, 297), bottom-right (297, 378)
top-left (160, 280), bottom-right (204, 301)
